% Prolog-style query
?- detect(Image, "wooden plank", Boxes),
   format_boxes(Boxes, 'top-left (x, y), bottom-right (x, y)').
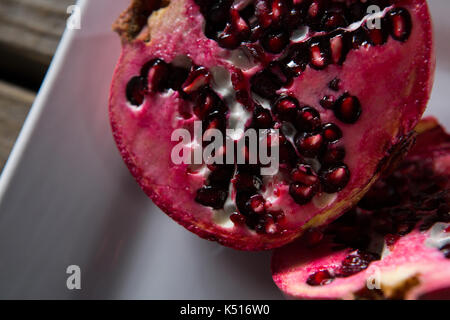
top-left (0, 81), bottom-right (35, 172)
top-left (0, 0), bottom-right (76, 89)
top-left (0, 0), bottom-right (76, 65)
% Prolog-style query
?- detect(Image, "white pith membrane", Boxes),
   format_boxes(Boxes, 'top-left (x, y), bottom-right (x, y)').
top-left (272, 118), bottom-right (450, 299)
top-left (110, 0), bottom-right (434, 249)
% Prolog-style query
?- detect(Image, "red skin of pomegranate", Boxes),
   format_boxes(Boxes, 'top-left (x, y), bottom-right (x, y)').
top-left (272, 117), bottom-right (450, 299)
top-left (109, 0), bottom-right (434, 250)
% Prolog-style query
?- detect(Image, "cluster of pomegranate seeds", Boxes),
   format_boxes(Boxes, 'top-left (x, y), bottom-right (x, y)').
top-left (305, 155), bottom-right (450, 286)
top-left (124, 0), bottom-right (415, 235)
top-left (307, 250), bottom-right (380, 286)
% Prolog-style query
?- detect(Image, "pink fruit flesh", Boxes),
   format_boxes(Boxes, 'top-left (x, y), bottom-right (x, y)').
top-left (272, 117), bottom-right (450, 299)
top-left (109, 0), bottom-right (434, 250)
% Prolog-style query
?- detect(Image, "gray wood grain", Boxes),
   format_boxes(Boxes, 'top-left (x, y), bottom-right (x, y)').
top-left (0, 0), bottom-right (75, 65)
top-left (0, 0), bottom-right (74, 172)
top-left (0, 81), bottom-right (35, 171)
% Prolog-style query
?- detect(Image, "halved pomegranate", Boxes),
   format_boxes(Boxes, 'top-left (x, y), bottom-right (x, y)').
top-left (109, 0), bottom-right (434, 250)
top-left (272, 117), bottom-right (450, 299)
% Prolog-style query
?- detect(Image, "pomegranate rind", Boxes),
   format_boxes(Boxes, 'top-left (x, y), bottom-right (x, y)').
top-left (109, 0), bottom-right (435, 250)
top-left (272, 117), bottom-right (450, 299)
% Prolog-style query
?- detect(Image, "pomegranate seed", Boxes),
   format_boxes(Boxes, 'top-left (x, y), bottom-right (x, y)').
top-left (126, 76), bottom-right (146, 106)
top-left (389, 8), bottom-right (412, 42)
top-left (308, 1), bottom-right (320, 18)
top-left (271, 0), bottom-right (288, 24)
top-left (253, 105), bottom-right (273, 129)
top-left (217, 26), bottom-right (242, 50)
top-left (306, 270), bottom-right (334, 286)
top-left (274, 95), bottom-right (299, 120)
top-left (320, 165), bottom-right (350, 193)
top-left (351, 28), bottom-right (369, 49)
top-left (247, 194), bottom-right (266, 214)
top-left (193, 88), bottom-right (226, 120)
top-left (230, 9), bottom-right (250, 35)
top-left (230, 212), bottom-right (246, 225)
top-left (291, 164), bottom-right (318, 186)
top-left (141, 58), bottom-right (170, 93)
top-left (251, 70), bottom-right (282, 99)
top-left (289, 183), bottom-right (317, 205)
top-left (261, 29), bottom-right (290, 54)
top-left (295, 106), bottom-right (321, 132)
top-left (166, 65), bottom-right (190, 90)
top-left (195, 186), bottom-right (228, 209)
top-left (321, 11), bottom-right (347, 31)
top-left (271, 210), bottom-right (285, 223)
top-left (328, 78), bottom-right (340, 91)
top-left (336, 251), bottom-right (380, 278)
top-left (182, 66), bottom-right (211, 94)
top-left (322, 123), bottom-right (343, 143)
top-left (320, 95), bottom-right (335, 109)
top-left (309, 40), bottom-right (329, 69)
top-left (319, 144), bottom-right (346, 165)
top-left (329, 31), bottom-right (347, 65)
top-left (366, 26), bottom-right (388, 46)
top-left (281, 43), bottom-right (308, 77)
top-left (265, 215), bottom-right (278, 234)
top-left (334, 93), bottom-right (362, 124)
top-left (255, 0), bottom-right (273, 28)
top-left (295, 132), bottom-right (324, 158)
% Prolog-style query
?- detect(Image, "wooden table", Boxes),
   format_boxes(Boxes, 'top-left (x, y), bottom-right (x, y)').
top-left (0, 0), bottom-right (75, 171)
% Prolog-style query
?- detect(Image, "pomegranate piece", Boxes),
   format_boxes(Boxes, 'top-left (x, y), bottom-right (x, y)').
top-left (272, 118), bottom-right (450, 299)
top-left (109, 0), bottom-right (434, 250)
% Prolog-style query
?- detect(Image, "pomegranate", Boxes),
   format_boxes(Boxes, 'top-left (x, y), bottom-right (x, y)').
top-left (109, 0), bottom-right (434, 250)
top-left (272, 117), bottom-right (450, 299)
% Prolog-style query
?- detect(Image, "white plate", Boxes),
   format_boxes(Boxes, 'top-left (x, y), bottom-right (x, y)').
top-left (0, 0), bottom-right (448, 299)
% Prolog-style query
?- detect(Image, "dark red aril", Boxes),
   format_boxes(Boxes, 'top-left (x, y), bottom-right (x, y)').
top-left (251, 69), bottom-right (283, 99)
top-left (126, 76), bottom-right (146, 106)
top-left (261, 29), bottom-right (290, 54)
top-left (320, 164), bottom-right (350, 193)
top-left (182, 66), bottom-right (211, 94)
top-left (193, 88), bottom-right (226, 120)
top-left (141, 58), bottom-right (170, 93)
top-left (351, 27), bottom-right (369, 49)
top-left (320, 95), bottom-right (335, 109)
top-left (290, 183), bottom-right (317, 205)
top-left (321, 10), bottom-right (347, 31)
top-left (388, 8), bottom-right (412, 42)
top-left (195, 186), bottom-right (228, 209)
top-left (246, 194), bottom-right (266, 214)
top-left (291, 164), bottom-right (319, 186)
top-left (322, 123), bottom-right (343, 143)
top-left (230, 212), bottom-right (246, 225)
top-left (335, 251), bottom-right (380, 278)
top-left (306, 270), bottom-right (335, 286)
top-left (319, 144), bottom-right (346, 165)
top-left (274, 95), bottom-right (299, 120)
top-left (253, 105), bottom-right (274, 129)
top-left (329, 31), bottom-right (349, 65)
top-left (309, 38), bottom-right (330, 70)
top-left (328, 78), bottom-right (340, 91)
top-left (295, 132), bottom-right (324, 158)
top-left (295, 106), bottom-right (321, 132)
top-left (334, 93), bottom-right (362, 124)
